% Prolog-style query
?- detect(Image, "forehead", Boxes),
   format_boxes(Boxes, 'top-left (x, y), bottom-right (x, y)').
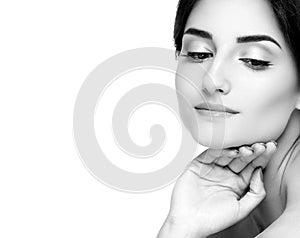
top-left (184, 0), bottom-right (285, 45)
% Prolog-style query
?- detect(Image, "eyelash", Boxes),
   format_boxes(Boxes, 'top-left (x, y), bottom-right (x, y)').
top-left (180, 51), bottom-right (273, 71)
top-left (239, 58), bottom-right (272, 71)
top-left (181, 52), bottom-right (212, 63)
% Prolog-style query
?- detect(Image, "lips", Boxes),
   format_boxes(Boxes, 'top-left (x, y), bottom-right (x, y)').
top-left (194, 103), bottom-right (240, 114)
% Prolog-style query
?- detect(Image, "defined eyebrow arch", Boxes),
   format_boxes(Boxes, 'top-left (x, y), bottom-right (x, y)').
top-left (237, 35), bottom-right (282, 49)
top-left (184, 28), bottom-right (213, 40)
top-left (184, 28), bottom-right (282, 50)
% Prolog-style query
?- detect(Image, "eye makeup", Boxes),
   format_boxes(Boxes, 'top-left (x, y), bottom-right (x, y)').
top-left (182, 35), bottom-right (214, 52)
top-left (180, 37), bottom-right (275, 71)
top-left (237, 46), bottom-right (274, 71)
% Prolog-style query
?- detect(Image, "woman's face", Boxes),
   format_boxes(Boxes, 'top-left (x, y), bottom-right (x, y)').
top-left (176, 0), bottom-right (300, 148)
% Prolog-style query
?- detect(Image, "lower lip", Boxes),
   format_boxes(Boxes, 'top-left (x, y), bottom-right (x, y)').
top-left (195, 109), bottom-right (239, 118)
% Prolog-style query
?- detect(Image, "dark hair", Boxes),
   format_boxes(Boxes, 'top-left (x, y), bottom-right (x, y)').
top-left (173, 0), bottom-right (300, 74)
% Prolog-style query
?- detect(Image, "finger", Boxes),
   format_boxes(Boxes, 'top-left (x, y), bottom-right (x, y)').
top-left (251, 143), bottom-right (266, 155)
top-left (214, 148), bottom-right (239, 166)
top-left (251, 141), bottom-right (277, 169)
top-left (197, 148), bottom-right (235, 164)
top-left (239, 146), bottom-right (254, 157)
top-left (237, 143), bottom-right (266, 165)
top-left (188, 156), bottom-right (215, 174)
top-left (215, 155), bottom-right (236, 167)
top-left (237, 142), bottom-right (269, 184)
top-left (227, 149), bottom-right (240, 158)
top-left (238, 162), bottom-right (256, 187)
top-left (227, 146), bottom-right (255, 173)
top-left (227, 142), bottom-right (268, 174)
top-left (243, 143), bottom-right (266, 163)
top-left (187, 158), bottom-right (224, 181)
top-left (237, 168), bottom-right (266, 221)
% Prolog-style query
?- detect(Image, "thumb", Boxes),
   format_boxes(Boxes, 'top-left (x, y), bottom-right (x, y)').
top-left (237, 168), bottom-right (266, 221)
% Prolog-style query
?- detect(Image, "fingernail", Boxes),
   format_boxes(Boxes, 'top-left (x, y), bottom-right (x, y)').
top-left (245, 146), bottom-right (254, 152)
top-left (270, 140), bottom-right (278, 146)
top-left (230, 149), bottom-right (239, 156)
top-left (258, 142), bottom-right (266, 148)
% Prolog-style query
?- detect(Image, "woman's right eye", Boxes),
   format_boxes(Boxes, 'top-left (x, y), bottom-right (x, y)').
top-left (180, 51), bottom-right (213, 63)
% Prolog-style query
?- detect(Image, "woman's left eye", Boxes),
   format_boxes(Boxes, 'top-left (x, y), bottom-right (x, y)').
top-left (239, 58), bottom-right (273, 71)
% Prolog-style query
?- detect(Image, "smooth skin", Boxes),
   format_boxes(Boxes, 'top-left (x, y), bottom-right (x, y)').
top-left (158, 0), bottom-right (300, 237)
top-left (175, 0), bottom-right (300, 149)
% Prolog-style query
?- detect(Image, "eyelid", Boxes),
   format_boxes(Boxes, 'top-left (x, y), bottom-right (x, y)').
top-left (180, 49), bottom-right (214, 58)
top-left (239, 58), bottom-right (273, 71)
top-left (238, 45), bottom-right (275, 59)
top-left (239, 57), bottom-right (272, 63)
top-left (182, 39), bottom-right (213, 52)
top-left (180, 51), bottom-right (213, 64)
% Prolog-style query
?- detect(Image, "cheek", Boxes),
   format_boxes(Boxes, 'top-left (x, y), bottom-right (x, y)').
top-left (175, 65), bottom-right (201, 130)
top-left (175, 71), bottom-right (214, 146)
top-left (234, 79), bottom-right (298, 142)
top-left (175, 75), bottom-right (196, 135)
top-left (175, 61), bottom-right (299, 147)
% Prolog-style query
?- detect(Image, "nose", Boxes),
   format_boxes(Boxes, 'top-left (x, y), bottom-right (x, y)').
top-left (201, 59), bottom-right (231, 96)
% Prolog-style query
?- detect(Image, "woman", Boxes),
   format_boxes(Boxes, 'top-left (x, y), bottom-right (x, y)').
top-left (158, 0), bottom-right (300, 237)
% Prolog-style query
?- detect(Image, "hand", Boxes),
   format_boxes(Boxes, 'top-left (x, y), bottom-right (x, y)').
top-left (160, 141), bottom-right (277, 238)
top-left (208, 140), bottom-right (278, 173)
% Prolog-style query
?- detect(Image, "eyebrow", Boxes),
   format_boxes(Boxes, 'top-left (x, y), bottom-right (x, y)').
top-left (184, 28), bottom-right (282, 50)
top-left (184, 28), bottom-right (213, 40)
top-left (237, 35), bottom-right (281, 49)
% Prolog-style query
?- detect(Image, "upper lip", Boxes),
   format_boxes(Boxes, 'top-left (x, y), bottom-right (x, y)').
top-left (194, 103), bottom-right (240, 114)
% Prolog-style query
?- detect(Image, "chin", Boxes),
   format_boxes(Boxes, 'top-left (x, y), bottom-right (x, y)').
top-left (189, 128), bottom-right (279, 149)
top-left (185, 113), bottom-right (288, 149)
top-left (189, 129), bottom-right (228, 149)
top-left (196, 138), bottom-right (240, 149)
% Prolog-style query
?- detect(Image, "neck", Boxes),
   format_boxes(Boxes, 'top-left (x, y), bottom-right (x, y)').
top-left (266, 109), bottom-right (300, 173)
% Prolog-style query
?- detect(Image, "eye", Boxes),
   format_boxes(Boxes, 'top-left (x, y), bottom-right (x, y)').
top-left (239, 58), bottom-right (273, 71)
top-left (180, 51), bottom-right (213, 63)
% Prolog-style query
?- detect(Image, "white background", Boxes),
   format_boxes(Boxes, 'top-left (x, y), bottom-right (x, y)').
top-left (0, 0), bottom-right (190, 237)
